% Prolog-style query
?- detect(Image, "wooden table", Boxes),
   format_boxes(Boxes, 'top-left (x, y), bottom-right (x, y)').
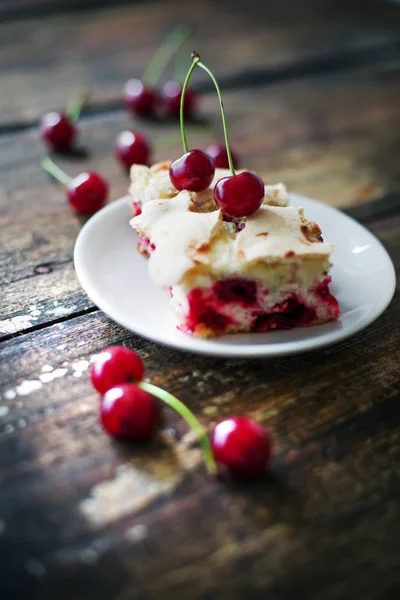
top-left (1, 1), bottom-right (399, 598)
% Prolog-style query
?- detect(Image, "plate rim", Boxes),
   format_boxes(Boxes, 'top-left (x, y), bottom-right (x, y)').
top-left (74, 194), bottom-right (396, 358)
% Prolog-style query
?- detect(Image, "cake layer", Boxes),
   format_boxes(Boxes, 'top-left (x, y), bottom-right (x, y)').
top-left (170, 276), bottom-right (339, 338)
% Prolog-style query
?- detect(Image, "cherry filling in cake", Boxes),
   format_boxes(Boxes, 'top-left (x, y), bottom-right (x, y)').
top-left (175, 276), bottom-right (339, 336)
top-left (132, 201), bottom-right (142, 217)
top-left (137, 236), bottom-right (155, 254)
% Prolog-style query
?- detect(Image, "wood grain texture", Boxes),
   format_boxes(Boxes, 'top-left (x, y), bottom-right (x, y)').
top-left (1, 0), bottom-right (400, 127)
top-left (1, 65), bottom-right (399, 337)
top-left (0, 214), bottom-right (399, 600)
top-left (1, 2), bottom-right (400, 598)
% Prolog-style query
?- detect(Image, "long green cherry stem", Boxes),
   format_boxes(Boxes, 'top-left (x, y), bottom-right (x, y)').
top-left (41, 157), bottom-right (72, 186)
top-left (194, 55), bottom-right (236, 176)
top-left (180, 52), bottom-right (236, 176)
top-left (143, 25), bottom-right (192, 88)
top-left (138, 380), bottom-right (217, 476)
top-left (65, 90), bottom-right (89, 122)
top-left (179, 53), bottom-right (200, 153)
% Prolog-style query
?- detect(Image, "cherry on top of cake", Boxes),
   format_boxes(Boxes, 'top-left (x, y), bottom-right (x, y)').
top-left (129, 160), bottom-right (290, 214)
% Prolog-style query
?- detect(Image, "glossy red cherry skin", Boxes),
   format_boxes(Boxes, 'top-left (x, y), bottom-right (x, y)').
top-left (67, 172), bottom-right (108, 214)
top-left (124, 79), bottom-right (158, 117)
top-left (211, 416), bottom-right (271, 479)
top-left (40, 112), bottom-right (77, 150)
top-left (115, 131), bottom-right (151, 169)
top-left (206, 143), bottom-right (240, 170)
top-left (91, 346), bottom-right (145, 394)
top-left (161, 81), bottom-right (197, 119)
top-left (100, 383), bottom-right (159, 440)
top-left (214, 171), bottom-right (264, 218)
top-left (170, 149), bottom-right (214, 192)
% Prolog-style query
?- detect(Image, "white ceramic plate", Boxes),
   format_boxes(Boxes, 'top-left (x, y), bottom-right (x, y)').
top-left (74, 194), bottom-right (395, 358)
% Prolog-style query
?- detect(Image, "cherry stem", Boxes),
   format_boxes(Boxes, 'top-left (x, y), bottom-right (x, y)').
top-left (41, 157), bottom-right (72, 187)
top-left (179, 53), bottom-right (200, 153)
top-left (65, 90), bottom-right (89, 122)
top-left (195, 58), bottom-right (236, 176)
top-left (138, 381), bottom-right (217, 476)
top-left (143, 25), bottom-right (192, 88)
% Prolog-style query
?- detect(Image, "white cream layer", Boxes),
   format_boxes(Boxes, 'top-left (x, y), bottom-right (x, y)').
top-left (131, 192), bottom-right (332, 289)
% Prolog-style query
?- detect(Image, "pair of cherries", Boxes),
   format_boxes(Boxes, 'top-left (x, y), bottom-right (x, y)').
top-left (170, 149), bottom-right (263, 218)
top-left (124, 78), bottom-right (197, 120)
top-left (169, 53), bottom-right (264, 219)
top-left (91, 346), bottom-right (272, 479)
top-left (123, 25), bottom-right (197, 120)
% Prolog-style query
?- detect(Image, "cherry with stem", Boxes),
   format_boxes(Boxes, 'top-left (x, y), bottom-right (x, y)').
top-left (41, 156), bottom-right (109, 214)
top-left (193, 54), bottom-right (264, 218)
top-left (91, 346), bottom-right (217, 474)
top-left (169, 54), bottom-right (214, 192)
top-left (40, 91), bottom-right (88, 151)
top-left (124, 25), bottom-right (191, 118)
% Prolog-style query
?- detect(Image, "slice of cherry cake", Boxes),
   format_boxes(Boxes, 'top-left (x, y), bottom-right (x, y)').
top-left (130, 183), bottom-right (339, 338)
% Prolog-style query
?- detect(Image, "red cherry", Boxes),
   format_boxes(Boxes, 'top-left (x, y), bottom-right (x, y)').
top-left (67, 172), bottom-right (109, 214)
top-left (207, 143), bottom-right (240, 170)
top-left (214, 171), bottom-right (264, 218)
top-left (211, 416), bottom-right (272, 478)
top-left (100, 383), bottom-right (159, 440)
top-left (115, 131), bottom-right (151, 170)
top-left (91, 346), bottom-right (145, 394)
top-left (40, 112), bottom-right (77, 150)
top-left (170, 149), bottom-right (214, 192)
top-left (124, 79), bottom-right (158, 117)
top-left (161, 81), bottom-right (197, 118)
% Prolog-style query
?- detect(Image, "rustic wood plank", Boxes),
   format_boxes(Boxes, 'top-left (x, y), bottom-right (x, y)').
top-left (0, 214), bottom-right (399, 600)
top-left (1, 65), bottom-right (399, 338)
top-left (1, 0), bottom-right (400, 127)
top-left (1, 3), bottom-right (399, 598)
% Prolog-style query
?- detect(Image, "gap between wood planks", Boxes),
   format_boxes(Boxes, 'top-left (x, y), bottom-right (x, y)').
top-left (0, 306), bottom-right (98, 343)
top-left (0, 39), bottom-right (399, 137)
top-left (0, 194), bottom-right (398, 344)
